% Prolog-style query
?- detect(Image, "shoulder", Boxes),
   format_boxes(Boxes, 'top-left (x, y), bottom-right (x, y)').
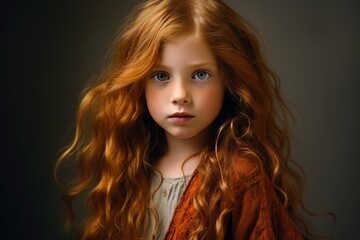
top-left (230, 153), bottom-right (265, 192)
top-left (228, 153), bottom-right (305, 239)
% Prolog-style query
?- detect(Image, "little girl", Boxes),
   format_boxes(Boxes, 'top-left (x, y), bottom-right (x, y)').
top-left (56, 0), bottom-right (310, 239)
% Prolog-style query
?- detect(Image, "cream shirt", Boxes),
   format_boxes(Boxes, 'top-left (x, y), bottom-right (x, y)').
top-left (146, 171), bottom-right (193, 240)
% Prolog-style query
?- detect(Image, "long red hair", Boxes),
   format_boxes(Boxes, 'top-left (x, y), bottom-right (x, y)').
top-left (55, 0), bottom-right (309, 239)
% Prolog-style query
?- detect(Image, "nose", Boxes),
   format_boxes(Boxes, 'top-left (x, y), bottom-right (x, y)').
top-left (171, 80), bottom-right (191, 105)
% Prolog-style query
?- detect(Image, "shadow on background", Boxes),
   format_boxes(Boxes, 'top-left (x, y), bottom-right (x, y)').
top-left (2, 0), bottom-right (359, 239)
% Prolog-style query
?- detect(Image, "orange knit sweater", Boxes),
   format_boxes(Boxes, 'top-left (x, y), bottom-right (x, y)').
top-left (163, 157), bottom-right (304, 240)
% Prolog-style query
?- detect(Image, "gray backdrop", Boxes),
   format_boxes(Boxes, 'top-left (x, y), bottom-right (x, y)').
top-left (3, 0), bottom-right (359, 239)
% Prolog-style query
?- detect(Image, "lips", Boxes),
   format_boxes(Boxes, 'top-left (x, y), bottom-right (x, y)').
top-left (168, 112), bottom-right (194, 123)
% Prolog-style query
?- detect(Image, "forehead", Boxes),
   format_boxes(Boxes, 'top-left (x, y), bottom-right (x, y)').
top-left (157, 34), bottom-right (217, 66)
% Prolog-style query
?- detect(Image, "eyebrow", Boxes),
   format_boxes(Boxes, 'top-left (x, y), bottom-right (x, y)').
top-left (153, 62), bottom-right (218, 69)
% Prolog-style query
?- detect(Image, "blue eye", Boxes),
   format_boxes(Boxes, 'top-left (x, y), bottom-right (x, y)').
top-left (193, 71), bottom-right (210, 80)
top-left (153, 72), bottom-right (169, 81)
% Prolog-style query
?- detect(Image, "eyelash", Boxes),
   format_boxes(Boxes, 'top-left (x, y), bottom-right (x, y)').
top-left (152, 70), bottom-right (211, 82)
top-left (192, 70), bottom-right (210, 80)
top-left (153, 72), bottom-right (170, 81)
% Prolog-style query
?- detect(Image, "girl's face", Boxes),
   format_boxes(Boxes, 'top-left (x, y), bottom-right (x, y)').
top-left (145, 34), bottom-right (225, 143)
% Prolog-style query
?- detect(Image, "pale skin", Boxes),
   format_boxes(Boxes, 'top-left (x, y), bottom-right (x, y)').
top-left (145, 34), bottom-right (225, 178)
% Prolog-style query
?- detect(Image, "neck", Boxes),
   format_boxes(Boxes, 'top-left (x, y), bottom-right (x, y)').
top-left (167, 134), bottom-right (206, 158)
top-left (156, 130), bottom-right (209, 177)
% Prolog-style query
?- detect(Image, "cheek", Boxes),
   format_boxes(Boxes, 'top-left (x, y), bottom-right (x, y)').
top-left (199, 87), bottom-right (225, 115)
top-left (145, 86), bottom-right (162, 118)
